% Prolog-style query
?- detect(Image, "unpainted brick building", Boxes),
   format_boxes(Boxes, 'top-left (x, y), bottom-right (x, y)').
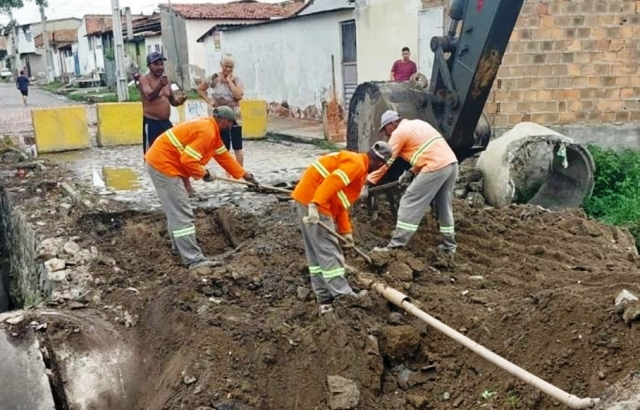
top-left (422, 0), bottom-right (640, 147)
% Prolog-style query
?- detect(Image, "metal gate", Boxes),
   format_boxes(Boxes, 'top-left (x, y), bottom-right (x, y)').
top-left (340, 20), bottom-right (357, 112)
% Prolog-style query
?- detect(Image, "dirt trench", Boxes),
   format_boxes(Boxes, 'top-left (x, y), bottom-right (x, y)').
top-left (62, 197), bottom-right (640, 410)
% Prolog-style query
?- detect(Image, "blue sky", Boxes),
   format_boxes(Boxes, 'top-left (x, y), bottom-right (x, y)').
top-left (0, 0), bottom-right (282, 25)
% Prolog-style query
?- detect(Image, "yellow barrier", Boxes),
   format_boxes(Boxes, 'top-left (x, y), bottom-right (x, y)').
top-left (96, 102), bottom-right (143, 147)
top-left (240, 100), bottom-right (268, 139)
top-left (32, 106), bottom-right (90, 153)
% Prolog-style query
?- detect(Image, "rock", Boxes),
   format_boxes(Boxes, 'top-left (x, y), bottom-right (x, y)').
top-left (407, 395), bottom-right (429, 409)
top-left (44, 258), bottom-right (66, 273)
top-left (63, 241), bottom-right (81, 256)
top-left (622, 303), bottom-right (640, 325)
top-left (389, 262), bottom-right (413, 282)
top-left (327, 376), bottom-right (360, 410)
top-left (6, 314), bottom-right (25, 325)
top-left (381, 325), bottom-right (421, 362)
top-left (467, 192), bottom-right (485, 208)
top-left (615, 290), bottom-right (639, 307)
top-left (183, 376), bottom-right (197, 385)
top-left (47, 270), bottom-right (68, 282)
top-left (296, 286), bottom-right (310, 301)
top-left (71, 249), bottom-right (93, 265)
top-left (443, 392), bottom-right (451, 400)
top-left (469, 275), bottom-right (484, 281)
top-left (406, 257), bottom-right (426, 273)
top-left (388, 312), bottom-right (405, 325)
top-left (58, 202), bottom-right (73, 216)
top-left (38, 238), bottom-right (61, 260)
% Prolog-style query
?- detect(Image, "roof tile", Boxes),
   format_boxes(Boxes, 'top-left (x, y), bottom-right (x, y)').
top-left (34, 29), bottom-right (78, 47)
top-left (161, 0), bottom-right (304, 20)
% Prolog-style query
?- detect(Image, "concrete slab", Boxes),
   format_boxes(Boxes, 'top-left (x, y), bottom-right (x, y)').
top-left (32, 106), bottom-right (91, 153)
top-left (0, 327), bottom-right (56, 410)
top-left (96, 102), bottom-right (144, 147)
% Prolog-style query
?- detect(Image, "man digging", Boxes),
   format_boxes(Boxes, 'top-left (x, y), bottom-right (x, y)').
top-left (292, 141), bottom-right (393, 315)
top-left (145, 106), bottom-right (259, 270)
top-left (369, 110), bottom-right (459, 255)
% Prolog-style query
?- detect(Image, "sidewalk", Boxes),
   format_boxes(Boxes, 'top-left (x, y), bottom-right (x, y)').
top-left (266, 116), bottom-right (347, 148)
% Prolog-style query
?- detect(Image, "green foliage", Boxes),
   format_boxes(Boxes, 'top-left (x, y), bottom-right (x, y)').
top-left (104, 47), bottom-right (115, 61)
top-left (583, 145), bottom-right (640, 241)
top-left (0, 0), bottom-right (46, 13)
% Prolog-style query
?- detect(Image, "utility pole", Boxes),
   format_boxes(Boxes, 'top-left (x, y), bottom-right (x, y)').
top-left (39, 4), bottom-right (55, 83)
top-left (111, 0), bottom-right (129, 101)
top-left (8, 9), bottom-right (21, 74)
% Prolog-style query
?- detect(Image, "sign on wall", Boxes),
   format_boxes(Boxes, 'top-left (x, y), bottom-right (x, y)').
top-left (213, 32), bottom-right (221, 51)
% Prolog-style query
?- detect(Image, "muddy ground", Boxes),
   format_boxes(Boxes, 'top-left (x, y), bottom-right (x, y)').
top-left (4, 159), bottom-right (640, 409)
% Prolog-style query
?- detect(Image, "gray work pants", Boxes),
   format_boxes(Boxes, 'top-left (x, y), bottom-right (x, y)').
top-left (388, 162), bottom-right (459, 252)
top-left (295, 202), bottom-right (353, 304)
top-left (147, 163), bottom-right (205, 265)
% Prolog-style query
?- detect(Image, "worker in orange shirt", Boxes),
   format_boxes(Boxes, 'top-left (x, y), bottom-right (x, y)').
top-left (145, 106), bottom-right (259, 270)
top-left (292, 141), bottom-right (393, 315)
top-left (368, 110), bottom-right (459, 254)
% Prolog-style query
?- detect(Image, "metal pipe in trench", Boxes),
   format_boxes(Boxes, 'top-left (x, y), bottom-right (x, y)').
top-left (368, 281), bottom-right (600, 409)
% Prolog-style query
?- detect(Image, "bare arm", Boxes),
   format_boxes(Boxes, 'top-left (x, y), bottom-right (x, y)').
top-left (389, 61), bottom-right (396, 81)
top-left (196, 81), bottom-right (214, 105)
top-left (139, 76), bottom-right (165, 102)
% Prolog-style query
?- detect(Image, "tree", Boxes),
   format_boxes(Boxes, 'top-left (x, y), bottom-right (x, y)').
top-left (0, 0), bottom-right (48, 14)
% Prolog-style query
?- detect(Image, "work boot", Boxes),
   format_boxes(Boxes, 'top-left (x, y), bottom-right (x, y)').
top-left (188, 258), bottom-right (220, 270)
top-left (334, 290), bottom-right (372, 309)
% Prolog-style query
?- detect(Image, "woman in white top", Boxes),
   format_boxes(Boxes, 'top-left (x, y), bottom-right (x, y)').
top-left (197, 53), bottom-right (245, 166)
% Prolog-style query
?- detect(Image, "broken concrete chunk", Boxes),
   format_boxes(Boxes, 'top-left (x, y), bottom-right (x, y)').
top-left (47, 270), bottom-right (68, 282)
top-left (407, 394), bottom-right (429, 409)
top-left (72, 249), bottom-right (93, 265)
top-left (327, 375), bottom-right (360, 410)
top-left (44, 258), bottom-right (66, 273)
top-left (615, 290), bottom-right (639, 307)
top-left (63, 241), bottom-right (81, 256)
top-left (38, 238), bottom-right (61, 260)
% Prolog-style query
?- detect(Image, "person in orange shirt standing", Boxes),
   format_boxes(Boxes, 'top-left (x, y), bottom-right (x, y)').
top-left (368, 110), bottom-right (459, 254)
top-left (291, 141), bottom-right (393, 315)
top-left (145, 106), bottom-right (259, 270)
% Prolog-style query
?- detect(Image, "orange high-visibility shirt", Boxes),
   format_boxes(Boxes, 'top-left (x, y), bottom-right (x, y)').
top-left (292, 151), bottom-right (370, 234)
top-left (368, 119), bottom-right (458, 184)
top-left (145, 118), bottom-right (245, 179)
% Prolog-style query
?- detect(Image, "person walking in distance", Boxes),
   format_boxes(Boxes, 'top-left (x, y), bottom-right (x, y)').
top-left (145, 106), bottom-right (260, 270)
top-left (369, 110), bottom-right (459, 255)
top-left (197, 54), bottom-right (245, 168)
top-left (16, 70), bottom-right (30, 105)
top-left (390, 47), bottom-right (418, 82)
top-left (138, 52), bottom-right (197, 196)
top-left (291, 141), bottom-right (393, 315)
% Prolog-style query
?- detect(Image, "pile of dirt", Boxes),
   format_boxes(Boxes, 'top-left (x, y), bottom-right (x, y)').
top-left (67, 197), bottom-right (640, 410)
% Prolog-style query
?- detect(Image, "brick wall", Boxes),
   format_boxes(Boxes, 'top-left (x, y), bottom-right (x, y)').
top-left (421, 0), bottom-right (640, 129)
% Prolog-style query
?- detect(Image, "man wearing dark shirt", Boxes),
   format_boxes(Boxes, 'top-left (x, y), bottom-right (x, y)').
top-left (390, 47), bottom-right (418, 82)
top-left (16, 71), bottom-right (30, 105)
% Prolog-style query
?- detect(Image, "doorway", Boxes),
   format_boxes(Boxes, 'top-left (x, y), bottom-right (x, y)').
top-left (340, 20), bottom-right (357, 112)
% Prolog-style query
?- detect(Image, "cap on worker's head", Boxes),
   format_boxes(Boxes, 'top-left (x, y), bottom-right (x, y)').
top-left (378, 110), bottom-right (401, 132)
top-left (371, 141), bottom-right (393, 162)
top-left (212, 105), bottom-right (237, 121)
top-left (147, 51), bottom-right (166, 65)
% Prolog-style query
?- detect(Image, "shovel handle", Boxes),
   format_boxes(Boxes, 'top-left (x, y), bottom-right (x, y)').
top-left (317, 221), bottom-right (372, 264)
top-left (216, 176), bottom-right (293, 194)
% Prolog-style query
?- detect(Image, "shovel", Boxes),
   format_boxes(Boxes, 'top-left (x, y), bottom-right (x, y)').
top-left (317, 221), bottom-right (372, 264)
top-left (216, 176), bottom-right (293, 194)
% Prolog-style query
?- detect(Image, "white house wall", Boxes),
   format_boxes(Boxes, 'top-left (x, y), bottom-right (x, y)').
top-left (76, 20), bottom-right (92, 75)
top-left (220, 10), bottom-right (354, 115)
top-left (355, 0), bottom-right (421, 82)
top-left (203, 32), bottom-right (223, 79)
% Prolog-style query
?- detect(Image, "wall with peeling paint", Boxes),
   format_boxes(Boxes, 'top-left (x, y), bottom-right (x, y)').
top-left (355, 0), bottom-right (422, 82)
top-left (217, 10), bottom-right (354, 117)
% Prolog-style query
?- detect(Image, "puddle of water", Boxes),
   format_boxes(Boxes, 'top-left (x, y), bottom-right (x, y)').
top-left (102, 167), bottom-right (142, 191)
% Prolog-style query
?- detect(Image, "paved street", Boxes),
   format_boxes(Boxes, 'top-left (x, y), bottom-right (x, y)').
top-left (0, 82), bottom-right (330, 211)
top-left (0, 83), bottom-right (96, 144)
